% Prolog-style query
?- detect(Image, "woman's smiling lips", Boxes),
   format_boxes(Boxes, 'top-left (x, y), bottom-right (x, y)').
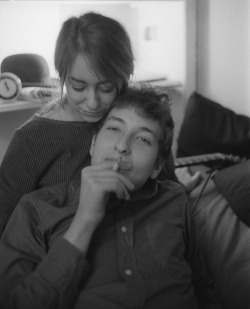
top-left (80, 109), bottom-right (107, 119)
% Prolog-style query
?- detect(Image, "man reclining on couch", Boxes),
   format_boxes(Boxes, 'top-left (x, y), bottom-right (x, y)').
top-left (0, 85), bottom-right (224, 309)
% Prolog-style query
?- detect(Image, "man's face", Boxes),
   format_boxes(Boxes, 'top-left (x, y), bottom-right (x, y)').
top-left (90, 107), bottom-right (162, 190)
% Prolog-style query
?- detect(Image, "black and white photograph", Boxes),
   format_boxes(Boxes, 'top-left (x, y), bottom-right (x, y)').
top-left (0, 1), bottom-right (249, 308)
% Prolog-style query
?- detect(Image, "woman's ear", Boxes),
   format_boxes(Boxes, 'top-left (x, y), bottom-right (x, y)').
top-left (150, 160), bottom-right (164, 179)
top-left (89, 135), bottom-right (97, 157)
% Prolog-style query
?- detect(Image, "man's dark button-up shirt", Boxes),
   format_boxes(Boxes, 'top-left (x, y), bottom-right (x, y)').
top-left (0, 180), bottom-right (223, 308)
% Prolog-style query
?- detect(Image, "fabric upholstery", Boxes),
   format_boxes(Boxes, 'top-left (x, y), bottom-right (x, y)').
top-left (177, 92), bottom-right (250, 159)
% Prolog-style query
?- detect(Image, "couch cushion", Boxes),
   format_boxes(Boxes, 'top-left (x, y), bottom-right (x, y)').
top-left (214, 159), bottom-right (250, 227)
top-left (188, 166), bottom-right (250, 308)
top-left (177, 92), bottom-right (250, 158)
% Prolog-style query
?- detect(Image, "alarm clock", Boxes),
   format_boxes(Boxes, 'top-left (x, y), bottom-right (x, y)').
top-left (0, 72), bottom-right (22, 101)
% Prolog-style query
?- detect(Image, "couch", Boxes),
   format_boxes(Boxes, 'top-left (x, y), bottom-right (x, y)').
top-left (175, 92), bottom-right (250, 309)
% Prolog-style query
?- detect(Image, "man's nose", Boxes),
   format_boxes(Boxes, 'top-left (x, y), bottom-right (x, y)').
top-left (115, 136), bottom-right (131, 154)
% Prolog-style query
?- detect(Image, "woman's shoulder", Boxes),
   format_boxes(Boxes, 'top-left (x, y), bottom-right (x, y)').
top-left (18, 108), bottom-right (98, 132)
top-left (37, 100), bottom-right (71, 121)
top-left (13, 112), bottom-right (98, 151)
top-left (17, 117), bottom-right (95, 139)
top-left (17, 114), bottom-right (57, 134)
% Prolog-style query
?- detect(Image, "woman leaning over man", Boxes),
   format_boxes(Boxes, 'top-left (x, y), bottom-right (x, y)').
top-left (0, 11), bottom-right (134, 236)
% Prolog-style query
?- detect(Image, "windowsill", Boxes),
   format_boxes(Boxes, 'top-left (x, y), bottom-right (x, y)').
top-left (0, 79), bottom-right (182, 113)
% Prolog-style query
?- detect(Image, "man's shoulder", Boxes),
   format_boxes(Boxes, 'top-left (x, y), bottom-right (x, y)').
top-left (159, 179), bottom-right (186, 195)
top-left (156, 180), bottom-right (188, 208)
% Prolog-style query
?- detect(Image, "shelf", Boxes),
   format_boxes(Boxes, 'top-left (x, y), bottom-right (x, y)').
top-left (148, 79), bottom-right (182, 89)
top-left (0, 100), bottom-right (44, 113)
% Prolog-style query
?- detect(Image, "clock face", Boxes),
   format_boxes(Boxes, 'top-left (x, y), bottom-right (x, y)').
top-left (0, 72), bottom-right (22, 100)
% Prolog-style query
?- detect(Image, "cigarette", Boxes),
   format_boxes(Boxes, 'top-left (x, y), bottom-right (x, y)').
top-left (113, 158), bottom-right (121, 171)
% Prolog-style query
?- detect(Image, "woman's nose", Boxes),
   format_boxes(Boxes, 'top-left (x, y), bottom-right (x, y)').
top-left (85, 89), bottom-right (99, 110)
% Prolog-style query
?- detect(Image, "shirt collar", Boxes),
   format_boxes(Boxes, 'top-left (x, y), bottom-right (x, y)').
top-left (129, 179), bottom-right (160, 201)
top-left (107, 179), bottom-right (160, 207)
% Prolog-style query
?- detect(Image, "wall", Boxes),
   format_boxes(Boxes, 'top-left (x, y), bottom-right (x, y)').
top-left (0, 3), bottom-right (60, 79)
top-left (197, 0), bottom-right (250, 116)
top-left (0, 1), bottom-right (185, 83)
top-left (131, 1), bottom-right (185, 83)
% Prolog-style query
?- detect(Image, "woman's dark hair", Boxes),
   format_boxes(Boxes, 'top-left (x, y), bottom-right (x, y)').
top-left (55, 11), bottom-right (134, 95)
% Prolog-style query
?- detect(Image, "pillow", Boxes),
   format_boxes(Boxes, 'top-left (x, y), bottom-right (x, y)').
top-left (177, 92), bottom-right (250, 158)
top-left (189, 169), bottom-right (250, 308)
top-left (214, 159), bottom-right (250, 227)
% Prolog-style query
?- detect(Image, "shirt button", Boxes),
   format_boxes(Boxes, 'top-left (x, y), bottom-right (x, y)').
top-left (125, 269), bottom-right (132, 276)
top-left (121, 226), bottom-right (127, 233)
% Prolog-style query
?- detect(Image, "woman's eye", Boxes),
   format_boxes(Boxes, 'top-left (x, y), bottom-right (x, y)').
top-left (69, 81), bottom-right (85, 91)
top-left (102, 89), bottom-right (113, 93)
top-left (99, 85), bottom-right (115, 93)
top-left (72, 85), bottom-right (85, 91)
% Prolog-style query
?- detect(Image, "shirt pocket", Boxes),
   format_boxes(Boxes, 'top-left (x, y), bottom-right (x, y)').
top-left (140, 220), bottom-right (190, 280)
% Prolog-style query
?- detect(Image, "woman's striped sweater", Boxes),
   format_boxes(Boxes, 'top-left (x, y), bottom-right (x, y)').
top-left (0, 116), bottom-right (98, 236)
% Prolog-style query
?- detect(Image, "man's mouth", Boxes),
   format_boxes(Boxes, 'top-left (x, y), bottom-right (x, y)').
top-left (118, 161), bottom-right (132, 171)
top-left (113, 157), bottom-right (122, 171)
top-left (105, 157), bottom-right (132, 171)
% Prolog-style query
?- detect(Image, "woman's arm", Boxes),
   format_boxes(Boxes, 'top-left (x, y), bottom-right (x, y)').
top-left (0, 130), bottom-right (39, 236)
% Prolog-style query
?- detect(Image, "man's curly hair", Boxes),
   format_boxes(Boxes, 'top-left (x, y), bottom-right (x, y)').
top-left (99, 83), bottom-right (174, 162)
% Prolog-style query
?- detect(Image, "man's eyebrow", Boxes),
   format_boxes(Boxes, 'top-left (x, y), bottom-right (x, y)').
top-left (138, 127), bottom-right (156, 137)
top-left (137, 126), bottom-right (157, 139)
top-left (105, 116), bottom-right (157, 139)
top-left (105, 116), bottom-right (124, 123)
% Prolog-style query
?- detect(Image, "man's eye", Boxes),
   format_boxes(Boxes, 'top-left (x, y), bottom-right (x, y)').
top-left (136, 136), bottom-right (151, 145)
top-left (107, 126), bottom-right (119, 132)
top-left (102, 89), bottom-right (113, 93)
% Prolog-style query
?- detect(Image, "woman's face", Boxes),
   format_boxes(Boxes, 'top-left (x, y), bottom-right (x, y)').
top-left (65, 54), bottom-right (118, 122)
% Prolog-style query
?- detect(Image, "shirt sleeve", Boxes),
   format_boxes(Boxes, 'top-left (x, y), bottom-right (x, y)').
top-left (0, 129), bottom-right (39, 236)
top-left (0, 194), bottom-right (91, 309)
top-left (184, 202), bottom-right (226, 309)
